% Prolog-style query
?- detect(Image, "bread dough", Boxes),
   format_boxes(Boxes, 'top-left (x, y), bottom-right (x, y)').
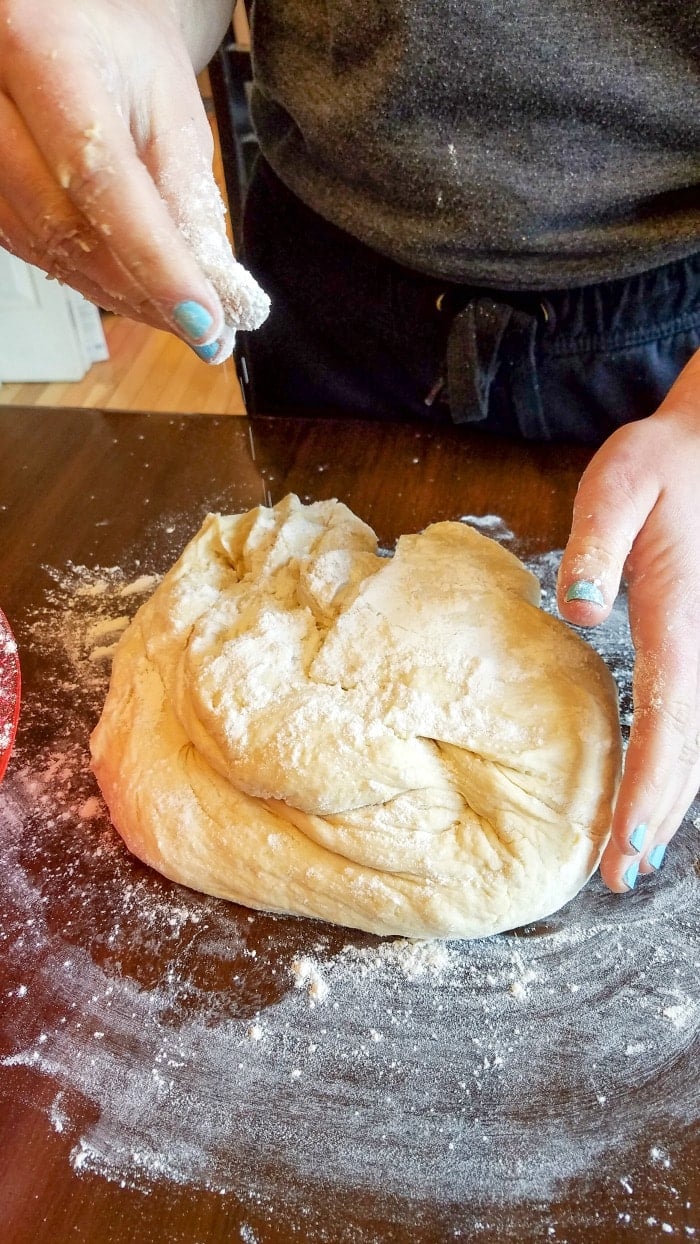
top-left (90, 496), bottom-right (621, 939)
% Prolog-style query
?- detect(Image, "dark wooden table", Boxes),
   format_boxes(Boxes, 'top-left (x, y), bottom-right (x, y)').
top-left (0, 407), bottom-right (697, 1244)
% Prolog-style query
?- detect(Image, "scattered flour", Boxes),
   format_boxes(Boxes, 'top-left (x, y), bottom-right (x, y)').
top-left (291, 957), bottom-right (329, 1004)
top-left (459, 514), bottom-right (514, 541)
top-left (0, 535), bottom-right (698, 1241)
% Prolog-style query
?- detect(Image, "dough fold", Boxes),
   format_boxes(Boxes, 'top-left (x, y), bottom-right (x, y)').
top-left (90, 495), bottom-right (621, 939)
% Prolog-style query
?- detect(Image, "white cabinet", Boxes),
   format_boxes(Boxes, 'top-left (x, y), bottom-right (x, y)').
top-left (0, 248), bottom-right (108, 384)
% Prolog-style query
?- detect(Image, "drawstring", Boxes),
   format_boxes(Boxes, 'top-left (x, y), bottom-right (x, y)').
top-left (447, 298), bottom-right (511, 422)
top-left (434, 295), bottom-right (546, 435)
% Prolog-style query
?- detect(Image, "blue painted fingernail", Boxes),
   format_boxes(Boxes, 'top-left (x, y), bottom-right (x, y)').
top-left (648, 844), bottom-right (667, 870)
top-left (193, 340), bottom-right (220, 362)
top-left (629, 823), bottom-right (648, 853)
top-left (565, 580), bottom-right (605, 606)
top-left (623, 860), bottom-right (640, 890)
top-left (173, 300), bottom-right (214, 341)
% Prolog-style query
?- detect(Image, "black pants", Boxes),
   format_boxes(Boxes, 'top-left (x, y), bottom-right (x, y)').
top-left (237, 158), bottom-right (700, 446)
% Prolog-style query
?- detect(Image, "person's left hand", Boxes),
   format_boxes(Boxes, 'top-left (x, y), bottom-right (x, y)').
top-left (557, 348), bottom-right (700, 892)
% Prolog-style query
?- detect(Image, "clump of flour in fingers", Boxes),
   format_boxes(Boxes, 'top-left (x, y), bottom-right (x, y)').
top-left (162, 153), bottom-right (270, 360)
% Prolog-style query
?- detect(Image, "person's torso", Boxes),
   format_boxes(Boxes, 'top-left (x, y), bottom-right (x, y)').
top-left (249, 0), bottom-right (700, 288)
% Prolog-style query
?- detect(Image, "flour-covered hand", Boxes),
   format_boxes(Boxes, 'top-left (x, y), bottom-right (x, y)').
top-left (558, 349), bottom-right (700, 891)
top-left (0, 0), bottom-right (268, 362)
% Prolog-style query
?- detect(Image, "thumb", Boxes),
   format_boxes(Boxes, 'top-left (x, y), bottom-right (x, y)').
top-left (557, 429), bottom-right (658, 626)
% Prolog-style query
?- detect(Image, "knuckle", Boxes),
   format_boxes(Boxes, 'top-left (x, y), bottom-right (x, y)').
top-left (566, 541), bottom-right (621, 579)
top-left (583, 427), bottom-right (644, 500)
top-left (35, 214), bottom-right (90, 265)
top-left (31, 217), bottom-right (101, 286)
top-left (679, 732), bottom-right (700, 770)
top-left (636, 768), bottom-right (671, 806)
top-left (60, 161), bottom-right (112, 210)
top-left (56, 131), bottom-right (117, 217)
top-left (633, 695), bottom-right (700, 776)
top-left (637, 696), bottom-right (695, 737)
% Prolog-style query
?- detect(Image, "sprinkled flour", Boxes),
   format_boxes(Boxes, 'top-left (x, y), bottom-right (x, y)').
top-left (0, 527), bottom-right (698, 1241)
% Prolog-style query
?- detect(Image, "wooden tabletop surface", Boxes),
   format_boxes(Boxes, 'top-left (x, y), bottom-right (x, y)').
top-left (0, 406), bottom-right (697, 1244)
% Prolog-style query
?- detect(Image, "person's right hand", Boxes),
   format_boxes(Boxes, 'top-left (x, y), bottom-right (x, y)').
top-left (0, 0), bottom-right (268, 363)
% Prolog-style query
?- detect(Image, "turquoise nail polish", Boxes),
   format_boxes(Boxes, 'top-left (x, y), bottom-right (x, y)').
top-left (623, 860), bottom-right (639, 890)
top-left (193, 340), bottom-right (220, 362)
top-left (648, 844), bottom-right (667, 870)
top-left (565, 580), bottom-right (605, 607)
top-left (173, 300), bottom-right (214, 341)
top-left (629, 823), bottom-right (648, 853)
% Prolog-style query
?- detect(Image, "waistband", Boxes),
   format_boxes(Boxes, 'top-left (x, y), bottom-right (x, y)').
top-left (431, 254), bottom-right (700, 435)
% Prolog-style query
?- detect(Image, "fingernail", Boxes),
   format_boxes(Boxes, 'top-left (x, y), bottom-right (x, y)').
top-left (193, 339), bottom-right (221, 362)
top-left (565, 580), bottom-right (605, 606)
top-left (623, 859), bottom-right (640, 890)
top-left (648, 843), bottom-right (667, 871)
top-left (173, 300), bottom-right (214, 342)
top-left (192, 324), bottom-right (235, 365)
top-left (629, 823), bottom-right (648, 853)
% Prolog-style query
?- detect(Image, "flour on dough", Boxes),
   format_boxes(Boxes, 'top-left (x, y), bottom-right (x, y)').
top-left (90, 496), bottom-right (621, 939)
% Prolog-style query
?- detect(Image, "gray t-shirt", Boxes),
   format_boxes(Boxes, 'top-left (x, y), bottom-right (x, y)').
top-left (249, 0), bottom-right (700, 289)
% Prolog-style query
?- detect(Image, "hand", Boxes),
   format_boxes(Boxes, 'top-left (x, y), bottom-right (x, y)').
top-left (557, 349), bottom-right (700, 891)
top-left (0, 0), bottom-right (268, 363)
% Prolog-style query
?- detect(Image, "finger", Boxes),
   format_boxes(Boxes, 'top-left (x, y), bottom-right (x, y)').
top-left (0, 187), bottom-right (234, 366)
top-left (0, 84), bottom-right (234, 361)
top-left (5, 43), bottom-right (227, 348)
top-left (147, 86), bottom-right (271, 334)
top-left (600, 757), bottom-right (700, 888)
top-left (599, 538), bottom-right (700, 891)
top-left (557, 427), bottom-right (659, 627)
top-left (0, 204), bottom-right (235, 372)
top-left (0, 92), bottom-right (154, 309)
top-left (634, 762), bottom-right (700, 880)
top-left (134, 62), bottom-right (270, 346)
top-left (647, 754), bottom-right (700, 865)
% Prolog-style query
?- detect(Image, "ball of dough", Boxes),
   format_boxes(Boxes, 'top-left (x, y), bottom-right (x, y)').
top-left (90, 496), bottom-right (621, 940)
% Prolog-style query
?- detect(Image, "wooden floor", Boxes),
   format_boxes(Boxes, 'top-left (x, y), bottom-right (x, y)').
top-left (0, 80), bottom-right (246, 418)
top-left (0, 315), bottom-right (246, 415)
